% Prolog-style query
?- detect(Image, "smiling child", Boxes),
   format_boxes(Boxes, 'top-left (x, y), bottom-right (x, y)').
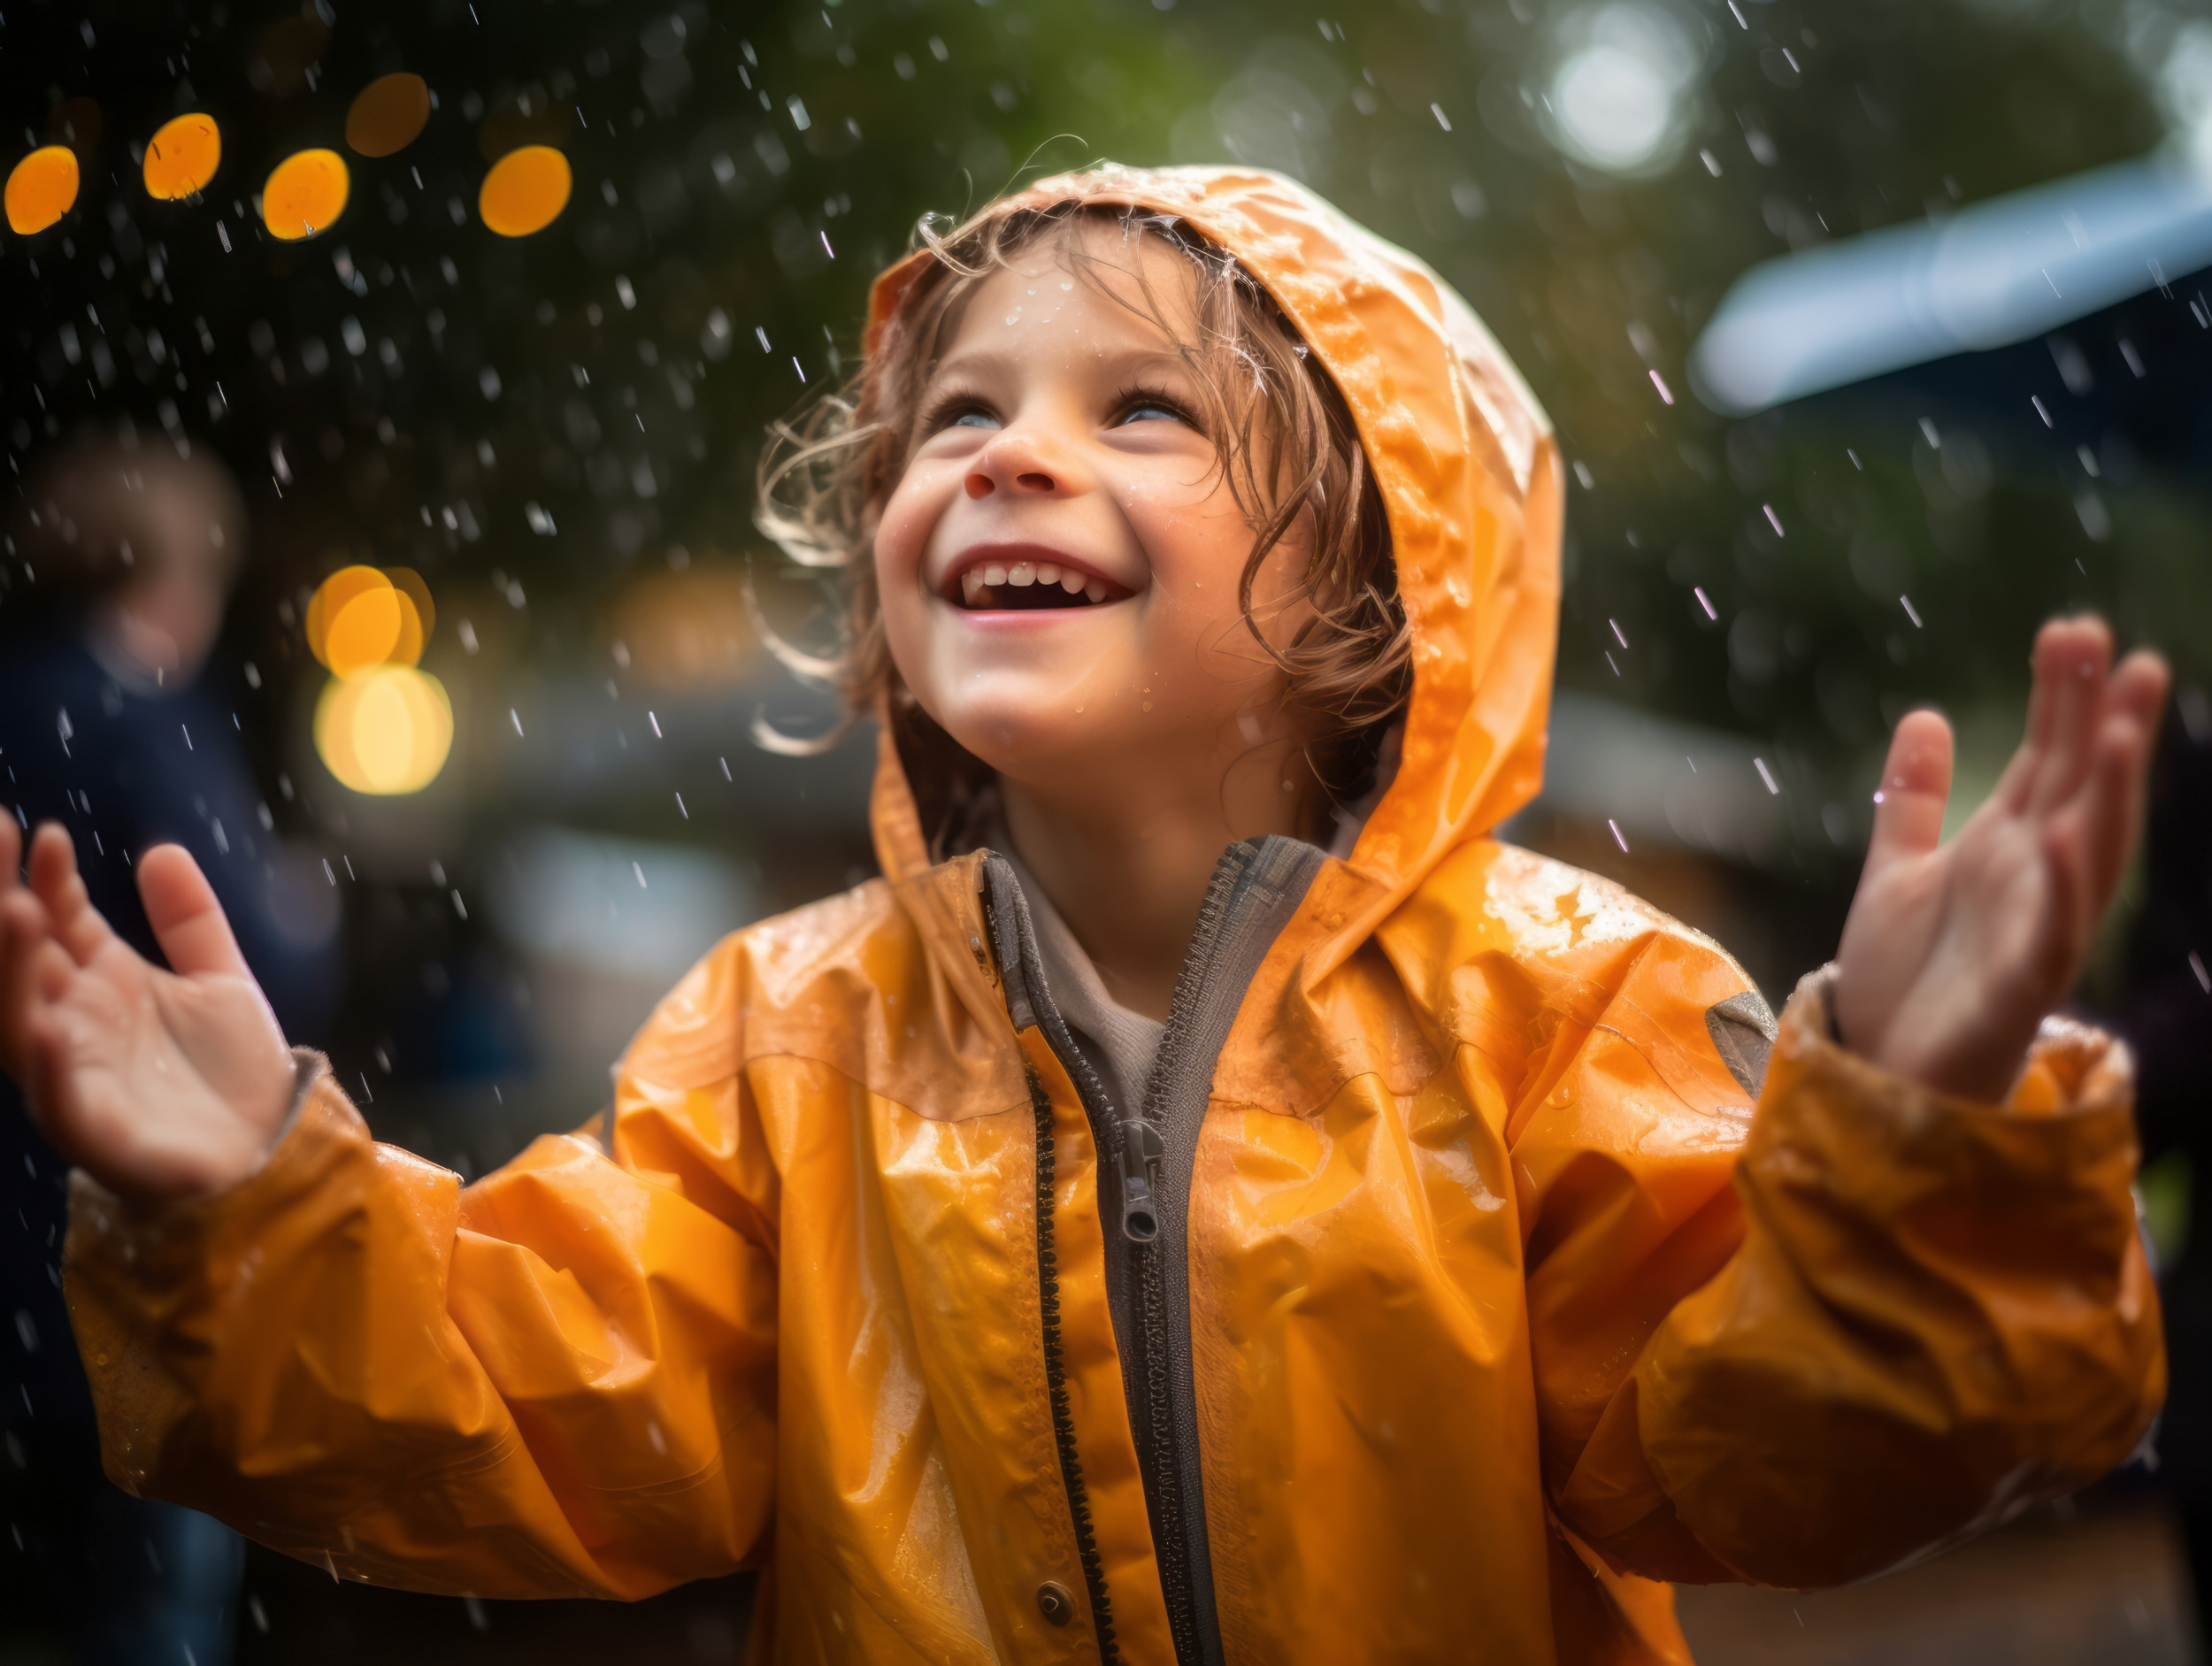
top-left (1, 167), bottom-right (2173, 1664)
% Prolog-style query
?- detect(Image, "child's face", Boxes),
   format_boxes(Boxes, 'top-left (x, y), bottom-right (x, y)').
top-left (873, 225), bottom-right (1312, 804)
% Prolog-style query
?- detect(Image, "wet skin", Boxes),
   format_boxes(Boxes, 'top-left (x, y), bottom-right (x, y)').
top-left (872, 224), bottom-right (1319, 1017)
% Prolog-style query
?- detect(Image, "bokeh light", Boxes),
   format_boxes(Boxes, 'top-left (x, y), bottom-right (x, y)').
top-left (260, 147), bottom-right (349, 241)
top-left (478, 144), bottom-right (571, 237)
top-left (1545, 4), bottom-right (1702, 176)
top-left (306, 565), bottom-right (432, 678)
top-left (4, 145), bottom-right (79, 234)
top-left (142, 113), bottom-right (222, 201)
top-left (346, 72), bottom-right (432, 157)
top-left (314, 664), bottom-right (454, 795)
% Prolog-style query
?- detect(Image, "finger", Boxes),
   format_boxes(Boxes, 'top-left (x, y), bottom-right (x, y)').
top-left (2107, 648), bottom-right (2174, 735)
top-left (0, 891), bottom-right (57, 1079)
top-left (26, 823), bottom-right (118, 968)
top-left (2073, 651), bottom-right (2172, 910)
top-left (19, 981), bottom-right (88, 1159)
top-left (2037, 806), bottom-right (2097, 989)
top-left (1995, 627), bottom-right (2064, 812)
top-left (2028, 617), bottom-right (2113, 813)
top-left (0, 810), bottom-right (20, 887)
top-left (138, 844), bottom-right (250, 979)
top-left (3, 923), bottom-right (74, 1114)
top-left (1865, 709), bottom-right (1955, 869)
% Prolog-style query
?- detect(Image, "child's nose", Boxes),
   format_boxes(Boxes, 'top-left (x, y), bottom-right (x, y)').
top-left (964, 465), bottom-right (1057, 499)
top-left (964, 428), bottom-right (1067, 499)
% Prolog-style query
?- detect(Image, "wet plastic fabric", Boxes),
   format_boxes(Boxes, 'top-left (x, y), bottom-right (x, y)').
top-left (65, 167), bottom-right (2160, 1663)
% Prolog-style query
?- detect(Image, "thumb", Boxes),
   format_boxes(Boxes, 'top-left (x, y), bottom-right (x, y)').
top-left (1865, 710), bottom-right (1955, 870)
top-left (138, 845), bottom-right (250, 979)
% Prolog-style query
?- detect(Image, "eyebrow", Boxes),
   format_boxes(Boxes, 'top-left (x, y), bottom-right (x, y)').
top-left (924, 343), bottom-right (1195, 388)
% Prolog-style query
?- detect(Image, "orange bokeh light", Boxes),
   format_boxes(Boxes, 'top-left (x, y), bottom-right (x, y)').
top-left (143, 114), bottom-right (222, 201)
top-left (5, 146), bottom-right (80, 234)
top-left (261, 148), bottom-right (349, 241)
top-left (478, 145), bottom-right (571, 237)
top-left (346, 73), bottom-right (432, 157)
top-left (307, 565), bottom-right (432, 678)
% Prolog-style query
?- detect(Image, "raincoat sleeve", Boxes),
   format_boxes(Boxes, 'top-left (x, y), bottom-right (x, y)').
top-left (1532, 963), bottom-right (2162, 1590)
top-left (61, 936), bottom-right (779, 1601)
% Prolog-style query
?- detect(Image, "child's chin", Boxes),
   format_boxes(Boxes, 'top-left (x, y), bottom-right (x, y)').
top-left (931, 695), bottom-right (1151, 780)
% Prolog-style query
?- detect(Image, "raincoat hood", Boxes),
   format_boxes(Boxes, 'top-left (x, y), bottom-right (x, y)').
top-left (863, 165), bottom-right (1563, 971)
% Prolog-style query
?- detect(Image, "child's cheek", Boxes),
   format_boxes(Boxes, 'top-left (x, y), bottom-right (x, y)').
top-left (873, 468), bottom-right (956, 584)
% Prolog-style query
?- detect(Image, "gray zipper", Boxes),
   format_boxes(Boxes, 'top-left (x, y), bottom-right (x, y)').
top-left (982, 837), bottom-right (1325, 1666)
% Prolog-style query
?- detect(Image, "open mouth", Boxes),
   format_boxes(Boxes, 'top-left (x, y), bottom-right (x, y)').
top-left (947, 557), bottom-right (1130, 611)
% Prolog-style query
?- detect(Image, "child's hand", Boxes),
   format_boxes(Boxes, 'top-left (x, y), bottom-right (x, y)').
top-left (1834, 617), bottom-right (2170, 1102)
top-left (0, 818), bottom-right (296, 1202)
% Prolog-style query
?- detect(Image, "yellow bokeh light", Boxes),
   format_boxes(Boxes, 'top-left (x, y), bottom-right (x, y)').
top-left (143, 114), bottom-right (221, 200)
top-left (479, 145), bottom-right (571, 237)
top-left (261, 148), bottom-right (349, 241)
top-left (315, 665), bottom-right (454, 795)
top-left (5, 146), bottom-right (80, 234)
top-left (346, 73), bottom-right (432, 157)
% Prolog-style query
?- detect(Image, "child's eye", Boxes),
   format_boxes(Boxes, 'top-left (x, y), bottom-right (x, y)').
top-left (921, 389), bottom-right (1001, 434)
top-left (1112, 389), bottom-right (1194, 428)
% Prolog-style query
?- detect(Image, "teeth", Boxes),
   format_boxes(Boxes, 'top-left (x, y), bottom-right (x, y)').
top-left (1059, 569), bottom-right (1085, 594)
top-left (961, 569), bottom-right (985, 604)
top-left (1084, 581), bottom-right (1107, 604)
top-left (982, 563), bottom-right (1008, 587)
top-left (1008, 562), bottom-right (1035, 587)
top-left (1036, 563), bottom-right (1060, 586)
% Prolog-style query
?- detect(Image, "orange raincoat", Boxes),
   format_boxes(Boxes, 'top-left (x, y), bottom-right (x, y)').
top-left (66, 167), bottom-right (2160, 1664)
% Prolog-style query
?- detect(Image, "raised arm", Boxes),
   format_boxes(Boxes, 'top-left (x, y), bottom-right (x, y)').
top-left (4, 824), bottom-right (779, 1599)
top-left (1524, 618), bottom-right (2168, 1587)
top-left (1, 819), bottom-right (295, 1201)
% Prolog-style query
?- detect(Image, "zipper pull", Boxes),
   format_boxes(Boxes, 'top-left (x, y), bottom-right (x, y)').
top-left (1118, 1118), bottom-right (1164, 1242)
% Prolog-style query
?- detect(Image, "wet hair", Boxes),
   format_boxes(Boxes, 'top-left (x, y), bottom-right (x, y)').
top-left (752, 197), bottom-right (1408, 849)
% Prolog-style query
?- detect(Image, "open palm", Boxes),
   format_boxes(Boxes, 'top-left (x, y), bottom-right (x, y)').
top-left (1, 818), bottom-right (295, 1202)
top-left (1835, 617), bottom-right (2170, 1102)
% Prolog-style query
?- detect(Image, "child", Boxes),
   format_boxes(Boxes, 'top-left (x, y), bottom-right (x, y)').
top-left (0, 167), bottom-right (2174, 1664)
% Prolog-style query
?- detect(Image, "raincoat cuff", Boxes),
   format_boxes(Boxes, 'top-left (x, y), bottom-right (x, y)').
top-left (65, 1048), bottom-right (350, 1237)
top-left (1788, 964), bottom-right (2134, 1117)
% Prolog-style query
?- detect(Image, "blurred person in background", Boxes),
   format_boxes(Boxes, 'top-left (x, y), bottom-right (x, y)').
top-left (0, 434), bottom-right (342, 1665)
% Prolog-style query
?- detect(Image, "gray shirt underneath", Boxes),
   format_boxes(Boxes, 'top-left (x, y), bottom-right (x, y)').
top-left (998, 844), bottom-right (1166, 1117)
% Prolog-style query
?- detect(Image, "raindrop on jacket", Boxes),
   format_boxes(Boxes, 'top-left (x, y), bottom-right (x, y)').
top-left (65, 165), bottom-right (2161, 1665)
